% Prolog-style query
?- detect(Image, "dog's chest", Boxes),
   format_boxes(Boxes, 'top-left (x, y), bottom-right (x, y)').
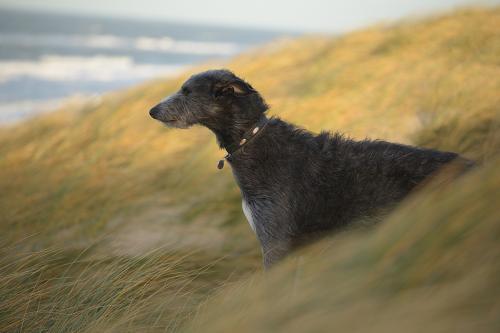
top-left (242, 199), bottom-right (257, 233)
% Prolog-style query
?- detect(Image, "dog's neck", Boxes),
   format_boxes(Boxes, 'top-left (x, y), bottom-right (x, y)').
top-left (207, 114), bottom-right (267, 153)
top-left (225, 116), bottom-right (269, 155)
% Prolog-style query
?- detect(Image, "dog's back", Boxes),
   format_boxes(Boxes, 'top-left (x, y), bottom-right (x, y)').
top-left (301, 133), bottom-right (468, 232)
top-left (230, 118), bottom-right (472, 266)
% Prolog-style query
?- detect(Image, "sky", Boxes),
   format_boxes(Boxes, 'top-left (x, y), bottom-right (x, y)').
top-left (0, 0), bottom-right (498, 32)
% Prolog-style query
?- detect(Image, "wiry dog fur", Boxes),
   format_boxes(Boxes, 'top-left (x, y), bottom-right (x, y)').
top-left (150, 69), bottom-right (473, 268)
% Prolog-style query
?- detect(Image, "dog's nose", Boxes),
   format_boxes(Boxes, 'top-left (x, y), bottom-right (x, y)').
top-left (149, 106), bottom-right (160, 119)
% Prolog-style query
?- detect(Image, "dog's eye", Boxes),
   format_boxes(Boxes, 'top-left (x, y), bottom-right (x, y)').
top-left (181, 87), bottom-right (191, 96)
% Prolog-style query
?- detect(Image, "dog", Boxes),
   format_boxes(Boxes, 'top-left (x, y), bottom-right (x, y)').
top-left (150, 69), bottom-right (473, 268)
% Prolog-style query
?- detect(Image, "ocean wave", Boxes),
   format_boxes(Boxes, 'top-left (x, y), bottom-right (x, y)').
top-left (134, 36), bottom-right (239, 55)
top-left (0, 55), bottom-right (185, 83)
top-left (0, 33), bottom-right (241, 56)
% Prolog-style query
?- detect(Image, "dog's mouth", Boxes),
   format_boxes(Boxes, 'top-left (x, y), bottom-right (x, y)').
top-left (160, 119), bottom-right (178, 126)
top-left (160, 118), bottom-right (191, 129)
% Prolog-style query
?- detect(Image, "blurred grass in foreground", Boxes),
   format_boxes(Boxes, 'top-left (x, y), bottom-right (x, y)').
top-left (0, 7), bottom-right (499, 332)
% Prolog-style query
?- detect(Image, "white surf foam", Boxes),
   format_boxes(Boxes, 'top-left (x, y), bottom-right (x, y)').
top-left (0, 33), bottom-right (241, 55)
top-left (0, 55), bottom-right (185, 83)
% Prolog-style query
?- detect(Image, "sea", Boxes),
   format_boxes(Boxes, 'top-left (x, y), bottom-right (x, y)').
top-left (0, 9), bottom-right (286, 123)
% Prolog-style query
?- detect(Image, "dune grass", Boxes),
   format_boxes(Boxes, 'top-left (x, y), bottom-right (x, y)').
top-left (0, 7), bottom-right (499, 332)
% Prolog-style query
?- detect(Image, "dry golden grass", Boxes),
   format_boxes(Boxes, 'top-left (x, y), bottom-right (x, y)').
top-left (0, 7), bottom-right (499, 332)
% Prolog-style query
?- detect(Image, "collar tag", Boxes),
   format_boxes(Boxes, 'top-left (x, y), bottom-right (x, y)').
top-left (217, 159), bottom-right (225, 170)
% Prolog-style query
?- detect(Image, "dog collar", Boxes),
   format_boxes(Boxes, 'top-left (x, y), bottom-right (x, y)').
top-left (217, 116), bottom-right (269, 170)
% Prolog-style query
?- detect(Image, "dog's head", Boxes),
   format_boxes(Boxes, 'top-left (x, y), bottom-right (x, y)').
top-left (149, 69), bottom-right (268, 130)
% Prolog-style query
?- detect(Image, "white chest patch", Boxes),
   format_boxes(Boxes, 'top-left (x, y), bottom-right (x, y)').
top-left (242, 199), bottom-right (256, 233)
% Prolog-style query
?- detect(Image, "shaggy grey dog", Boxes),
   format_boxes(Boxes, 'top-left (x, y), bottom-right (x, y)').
top-left (150, 69), bottom-right (472, 268)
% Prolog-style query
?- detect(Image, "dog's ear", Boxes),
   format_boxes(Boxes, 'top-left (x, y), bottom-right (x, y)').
top-left (214, 79), bottom-right (255, 99)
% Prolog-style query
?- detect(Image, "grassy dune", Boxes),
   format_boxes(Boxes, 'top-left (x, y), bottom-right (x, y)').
top-left (0, 8), bottom-right (499, 332)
